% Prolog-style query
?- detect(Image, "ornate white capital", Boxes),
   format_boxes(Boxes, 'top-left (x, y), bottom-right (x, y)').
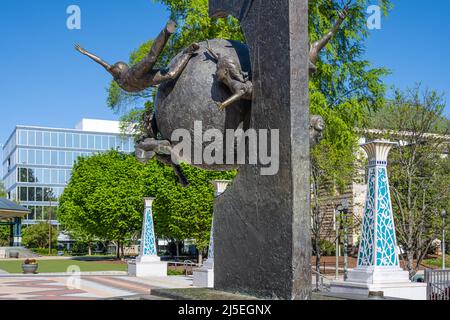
top-left (361, 140), bottom-right (397, 166)
top-left (144, 197), bottom-right (156, 208)
top-left (211, 180), bottom-right (231, 197)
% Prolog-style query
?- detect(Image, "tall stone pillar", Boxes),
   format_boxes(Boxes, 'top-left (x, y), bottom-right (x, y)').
top-left (134, 197), bottom-right (167, 277)
top-left (193, 180), bottom-right (231, 288)
top-left (331, 140), bottom-right (426, 300)
top-left (209, 0), bottom-right (311, 300)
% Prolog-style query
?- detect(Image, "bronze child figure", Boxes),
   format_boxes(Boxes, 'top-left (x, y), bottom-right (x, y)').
top-left (75, 20), bottom-right (200, 92)
top-left (207, 44), bottom-right (253, 111)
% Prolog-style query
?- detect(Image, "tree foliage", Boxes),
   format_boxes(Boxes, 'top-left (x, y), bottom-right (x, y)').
top-left (0, 182), bottom-right (6, 198)
top-left (59, 150), bottom-right (146, 257)
top-left (59, 150), bottom-right (235, 257)
top-left (22, 223), bottom-right (58, 250)
top-left (0, 226), bottom-right (10, 247)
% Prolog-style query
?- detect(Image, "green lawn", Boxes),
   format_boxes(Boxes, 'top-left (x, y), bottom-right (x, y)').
top-left (423, 256), bottom-right (450, 268)
top-left (0, 259), bottom-right (127, 274)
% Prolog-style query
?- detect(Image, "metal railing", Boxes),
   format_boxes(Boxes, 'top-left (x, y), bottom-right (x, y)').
top-left (311, 269), bottom-right (332, 292)
top-left (166, 260), bottom-right (199, 277)
top-left (425, 269), bottom-right (450, 300)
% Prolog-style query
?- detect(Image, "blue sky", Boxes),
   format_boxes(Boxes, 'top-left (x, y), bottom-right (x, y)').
top-left (0, 0), bottom-right (449, 148)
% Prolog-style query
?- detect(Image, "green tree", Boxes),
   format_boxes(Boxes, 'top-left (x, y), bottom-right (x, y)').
top-left (59, 150), bottom-right (146, 259)
top-left (0, 226), bottom-right (10, 246)
top-left (22, 223), bottom-right (58, 250)
top-left (59, 150), bottom-right (234, 261)
top-left (0, 182), bottom-right (6, 198)
top-left (142, 160), bottom-right (235, 262)
top-left (367, 85), bottom-right (450, 277)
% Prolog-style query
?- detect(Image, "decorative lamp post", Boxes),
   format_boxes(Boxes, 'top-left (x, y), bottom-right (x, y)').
top-left (132, 197), bottom-right (167, 277)
top-left (331, 140), bottom-right (427, 300)
top-left (347, 140), bottom-right (410, 283)
top-left (442, 210), bottom-right (446, 270)
top-left (341, 199), bottom-right (350, 281)
top-left (193, 180), bottom-right (231, 288)
top-left (334, 206), bottom-right (340, 280)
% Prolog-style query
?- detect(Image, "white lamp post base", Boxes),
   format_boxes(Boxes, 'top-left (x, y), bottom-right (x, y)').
top-left (347, 267), bottom-right (410, 284)
top-left (193, 264), bottom-right (214, 288)
top-left (129, 256), bottom-right (168, 278)
top-left (330, 279), bottom-right (426, 300)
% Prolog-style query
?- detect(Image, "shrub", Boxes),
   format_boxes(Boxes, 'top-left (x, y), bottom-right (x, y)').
top-left (22, 223), bottom-right (57, 249)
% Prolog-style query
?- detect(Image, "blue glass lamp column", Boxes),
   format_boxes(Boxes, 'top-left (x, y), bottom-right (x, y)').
top-left (137, 197), bottom-right (159, 262)
top-left (133, 197), bottom-right (167, 277)
top-left (193, 180), bottom-right (231, 288)
top-left (204, 180), bottom-right (231, 269)
top-left (347, 140), bottom-right (410, 284)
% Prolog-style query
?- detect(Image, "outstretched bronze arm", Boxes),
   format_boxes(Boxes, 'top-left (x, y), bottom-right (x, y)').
top-left (75, 44), bottom-right (111, 71)
top-left (309, 7), bottom-right (349, 75)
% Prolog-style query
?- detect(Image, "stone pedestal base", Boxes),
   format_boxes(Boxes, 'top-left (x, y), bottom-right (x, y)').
top-left (330, 281), bottom-right (427, 300)
top-left (330, 268), bottom-right (426, 300)
top-left (129, 256), bottom-right (167, 278)
top-left (347, 267), bottom-right (410, 284)
top-left (193, 267), bottom-right (214, 288)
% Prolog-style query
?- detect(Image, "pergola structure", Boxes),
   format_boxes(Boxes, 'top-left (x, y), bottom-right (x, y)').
top-left (0, 199), bottom-right (29, 247)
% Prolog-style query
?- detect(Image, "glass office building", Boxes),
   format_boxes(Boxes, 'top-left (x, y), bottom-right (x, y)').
top-left (2, 119), bottom-right (135, 226)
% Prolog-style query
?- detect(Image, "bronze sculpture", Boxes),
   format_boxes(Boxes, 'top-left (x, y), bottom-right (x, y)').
top-left (309, 7), bottom-right (349, 75)
top-left (75, 21), bottom-right (200, 92)
top-left (207, 7), bottom-right (349, 111)
top-left (75, 8), bottom-right (347, 186)
top-left (206, 44), bottom-right (253, 111)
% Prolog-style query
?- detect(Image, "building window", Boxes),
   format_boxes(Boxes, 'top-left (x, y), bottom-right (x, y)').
top-left (73, 134), bottom-right (80, 148)
top-left (36, 187), bottom-right (43, 202)
top-left (36, 150), bottom-right (43, 165)
top-left (66, 134), bottom-right (73, 148)
top-left (20, 187), bottom-right (27, 202)
top-left (59, 151), bottom-right (66, 166)
top-left (51, 170), bottom-right (58, 184)
top-left (28, 169), bottom-right (36, 182)
top-left (43, 150), bottom-right (50, 165)
top-left (43, 169), bottom-right (50, 184)
top-left (51, 132), bottom-right (58, 147)
top-left (51, 151), bottom-right (57, 165)
top-left (59, 133), bottom-right (65, 148)
top-left (36, 131), bottom-right (43, 146)
top-left (35, 206), bottom-right (43, 220)
top-left (28, 187), bottom-right (35, 202)
top-left (28, 131), bottom-right (36, 146)
top-left (43, 132), bottom-right (51, 146)
top-left (27, 206), bottom-right (36, 220)
top-left (109, 136), bottom-right (116, 149)
top-left (19, 149), bottom-right (27, 164)
top-left (88, 135), bottom-right (95, 149)
top-left (81, 135), bottom-right (87, 149)
top-left (28, 150), bottom-right (35, 164)
top-left (19, 168), bottom-right (27, 182)
top-left (19, 130), bottom-right (27, 145)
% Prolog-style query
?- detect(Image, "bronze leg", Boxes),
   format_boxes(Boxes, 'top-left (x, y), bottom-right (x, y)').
top-left (217, 91), bottom-right (246, 111)
top-left (149, 52), bottom-right (193, 85)
top-left (130, 21), bottom-right (176, 80)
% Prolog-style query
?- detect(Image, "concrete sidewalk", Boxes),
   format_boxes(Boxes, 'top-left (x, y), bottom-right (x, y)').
top-left (0, 275), bottom-right (192, 300)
